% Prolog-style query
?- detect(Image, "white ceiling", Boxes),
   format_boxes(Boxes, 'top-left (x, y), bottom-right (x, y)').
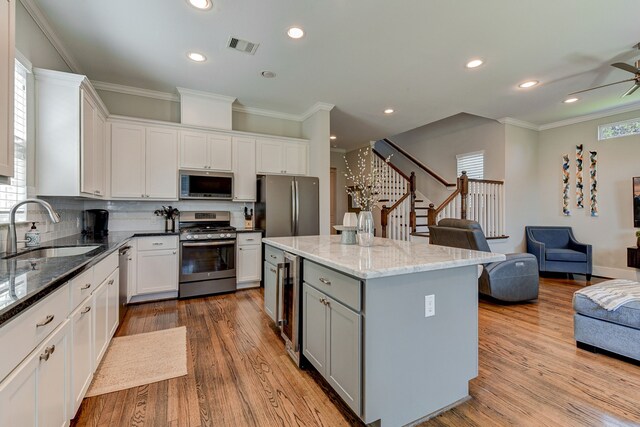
top-left (29, 0), bottom-right (640, 150)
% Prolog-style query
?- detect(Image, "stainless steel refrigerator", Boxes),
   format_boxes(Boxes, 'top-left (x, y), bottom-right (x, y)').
top-left (256, 175), bottom-right (319, 237)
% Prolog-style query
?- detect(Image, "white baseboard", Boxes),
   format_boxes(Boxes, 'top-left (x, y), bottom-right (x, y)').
top-left (237, 281), bottom-right (260, 290)
top-left (129, 291), bottom-right (178, 304)
top-left (593, 265), bottom-right (639, 280)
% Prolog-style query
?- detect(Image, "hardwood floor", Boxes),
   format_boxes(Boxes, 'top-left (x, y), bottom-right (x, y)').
top-left (72, 277), bottom-right (640, 427)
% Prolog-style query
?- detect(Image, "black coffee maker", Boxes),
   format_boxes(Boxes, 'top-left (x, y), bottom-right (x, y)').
top-left (83, 209), bottom-right (109, 237)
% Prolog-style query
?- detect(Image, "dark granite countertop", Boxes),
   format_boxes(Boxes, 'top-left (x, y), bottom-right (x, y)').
top-left (0, 230), bottom-right (178, 327)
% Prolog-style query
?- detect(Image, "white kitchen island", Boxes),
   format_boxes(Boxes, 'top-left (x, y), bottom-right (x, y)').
top-left (262, 235), bottom-right (505, 427)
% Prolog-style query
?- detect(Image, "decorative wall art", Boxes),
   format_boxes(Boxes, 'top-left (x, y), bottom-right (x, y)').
top-left (589, 151), bottom-right (598, 217)
top-left (562, 154), bottom-right (571, 216)
top-left (575, 144), bottom-right (584, 209)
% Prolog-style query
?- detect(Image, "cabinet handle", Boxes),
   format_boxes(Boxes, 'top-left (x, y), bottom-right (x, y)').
top-left (270, 255), bottom-right (277, 259)
top-left (246, 238), bottom-right (254, 241)
top-left (95, 190), bottom-right (101, 194)
top-left (81, 306), bottom-right (91, 315)
top-left (318, 277), bottom-right (332, 285)
top-left (36, 314), bottom-right (55, 327)
top-left (108, 279), bottom-right (114, 285)
top-left (39, 345), bottom-right (56, 362)
top-left (270, 268), bottom-right (276, 273)
top-left (141, 194), bottom-right (145, 197)
top-left (81, 283), bottom-right (91, 290)
top-left (152, 242), bottom-right (163, 246)
top-left (239, 248), bottom-right (243, 251)
top-left (319, 297), bottom-right (325, 304)
top-left (173, 251), bottom-right (177, 254)
top-left (325, 300), bottom-right (330, 306)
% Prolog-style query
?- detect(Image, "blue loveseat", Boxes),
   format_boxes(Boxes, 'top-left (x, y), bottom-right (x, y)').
top-left (525, 226), bottom-right (592, 280)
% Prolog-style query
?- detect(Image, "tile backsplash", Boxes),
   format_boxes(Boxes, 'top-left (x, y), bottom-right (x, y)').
top-left (0, 198), bottom-right (254, 253)
top-left (83, 199), bottom-right (254, 232)
top-left (0, 198), bottom-right (84, 252)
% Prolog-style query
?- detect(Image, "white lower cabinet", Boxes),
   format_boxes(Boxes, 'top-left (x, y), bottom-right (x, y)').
top-left (92, 281), bottom-right (109, 369)
top-left (237, 233), bottom-right (262, 288)
top-left (69, 298), bottom-right (93, 417)
top-left (106, 270), bottom-right (119, 338)
top-left (135, 237), bottom-right (179, 295)
top-left (0, 321), bottom-right (70, 427)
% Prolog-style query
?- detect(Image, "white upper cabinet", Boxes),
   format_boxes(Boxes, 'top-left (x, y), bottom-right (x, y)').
top-left (34, 69), bottom-right (108, 198)
top-left (256, 138), bottom-right (308, 175)
top-left (232, 137), bottom-right (256, 201)
top-left (145, 127), bottom-right (178, 199)
top-left (110, 122), bottom-right (146, 198)
top-left (0, 0), bottom-right (14, 178)
top-left (110, 122), bottom-right (178, 200)
top-left (179, 130), bottom-right (232, 171)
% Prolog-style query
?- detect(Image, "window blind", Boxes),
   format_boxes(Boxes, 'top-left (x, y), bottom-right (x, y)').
top-left (456, 151), bottom-right (484, 179)
top-left (0, 60), bottom-right (28, 222)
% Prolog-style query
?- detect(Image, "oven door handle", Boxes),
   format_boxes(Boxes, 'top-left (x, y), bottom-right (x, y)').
top-left (182, 240), bottom-right (236, 247)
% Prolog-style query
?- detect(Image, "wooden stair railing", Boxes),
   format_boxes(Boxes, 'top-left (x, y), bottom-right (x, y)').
top-left (380, 138), bottom-right (456, 188)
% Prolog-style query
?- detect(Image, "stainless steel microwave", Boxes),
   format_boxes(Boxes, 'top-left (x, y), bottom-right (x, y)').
top-left (179, 170), bottom-right (234, 200)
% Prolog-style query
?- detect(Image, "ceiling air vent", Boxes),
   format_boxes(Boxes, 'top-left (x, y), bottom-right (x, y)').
top-left (227, 37), bottom-right (259, 55)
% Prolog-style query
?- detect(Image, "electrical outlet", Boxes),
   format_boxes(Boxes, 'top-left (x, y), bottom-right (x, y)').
top-left (425, 295), bottom-right (435, 317)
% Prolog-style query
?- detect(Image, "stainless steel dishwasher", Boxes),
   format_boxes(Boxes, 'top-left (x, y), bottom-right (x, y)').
top-left (118, 245), bottom-right (132, 324)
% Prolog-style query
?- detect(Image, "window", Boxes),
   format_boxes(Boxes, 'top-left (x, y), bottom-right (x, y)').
top-left (598, 117), bottom-right (640, 140)
top-left (456, 151), bottom-right (484, 179)
top-left (0, 60), bottom-right (28, 222)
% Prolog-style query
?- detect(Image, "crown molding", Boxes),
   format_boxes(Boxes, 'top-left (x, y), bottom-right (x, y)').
top-left (92, 80), bottom-right (180, 102)
top-left (497, 117), bottom-right (540, 131)
top-left (232, 104), bottom-right (303, 122)
top-left (176, 87), bottom-right (236, 104)
top-left (15, 49), bottom-right (33, 73)
top-left (538, 101), bottom-right (640, 131)
top-left (300, 102), bottom-right (335, 121)
top-left (330, 147), bottom-right (346, 153)
top-left (19, 0), bottom-right (83, 74)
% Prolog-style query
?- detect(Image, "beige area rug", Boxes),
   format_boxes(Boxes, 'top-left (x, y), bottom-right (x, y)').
top-left (85, 326), bottom-right (187, 397)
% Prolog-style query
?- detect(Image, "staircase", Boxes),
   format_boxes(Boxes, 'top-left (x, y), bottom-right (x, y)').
top-left (374, 138), bottom-right (507, 241)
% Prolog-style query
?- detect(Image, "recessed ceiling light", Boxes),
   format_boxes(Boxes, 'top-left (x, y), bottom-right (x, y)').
top-left (187, 52), bottom-right (206, 62)
top-left (287, 27), bottom-right (305, 39)
top-left (330, 135), bottom-right (337, 140)
top-left (518, 80), bottom-right (539, 89)
top-left (465, 59), bottom-right (484, 69)
top-left (187, 0), bottom-right (212, 10)
top-left (261, 70), bottom-right (276, 78)
top-left (564, 97), bottom-right (579, 104)
top-left (384, 108), bottom-right (395, 114)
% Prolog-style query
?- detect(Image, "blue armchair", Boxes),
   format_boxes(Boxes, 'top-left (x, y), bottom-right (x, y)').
top-left (525, 226), bottom-right (592, 280)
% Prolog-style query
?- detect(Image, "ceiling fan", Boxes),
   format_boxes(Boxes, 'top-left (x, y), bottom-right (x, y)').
top-left (569, 46), bottom-right (640, 98)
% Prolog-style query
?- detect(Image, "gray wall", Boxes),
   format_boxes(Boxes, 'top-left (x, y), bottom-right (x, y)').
top-left (330, 150), bottom-right (348, 226)
top-left (15, 1), bottom-right (71, 72)
top-left (375, 113), bottom-right (505, 206)
top-left (537, 109), bottom-right (640, 279)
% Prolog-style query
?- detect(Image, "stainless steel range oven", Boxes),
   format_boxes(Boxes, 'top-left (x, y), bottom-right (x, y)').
top-left (178, 211), bottom-right (237, 298)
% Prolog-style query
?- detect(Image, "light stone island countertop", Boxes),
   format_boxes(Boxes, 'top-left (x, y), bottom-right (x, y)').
top-left (262, 235), bottom-right (506, 280)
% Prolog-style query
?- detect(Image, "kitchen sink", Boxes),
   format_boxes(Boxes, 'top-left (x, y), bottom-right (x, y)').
top-left (4, 245), bottom-right (101, 260)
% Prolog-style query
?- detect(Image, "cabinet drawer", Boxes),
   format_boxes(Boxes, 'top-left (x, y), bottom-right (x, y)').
top-left (94, 251), bottom-right (118, 286)
top-left (137, 236), bottom-right (178, 251)
top-left (70, 267), bottom-right (95, 311)
top-left (0, 283), bottom-right (69, 381)
top-left (264, 244), bottom-right (283, 265)
top-left (303, 260), bottom-right (361, 311)
top-left (238, 232), bottom-right (261, 246)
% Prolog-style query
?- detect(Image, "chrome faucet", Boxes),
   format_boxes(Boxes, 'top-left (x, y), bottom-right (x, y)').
top-left (6, 199), bottom-right (61, 255)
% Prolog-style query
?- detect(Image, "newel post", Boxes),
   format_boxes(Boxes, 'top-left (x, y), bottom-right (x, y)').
top-left (459, 171), bottom-right (469, 220)
top-left (427, 203), bottom-right (437, 226)
top-left (381, 205), bottom-right (388, 238)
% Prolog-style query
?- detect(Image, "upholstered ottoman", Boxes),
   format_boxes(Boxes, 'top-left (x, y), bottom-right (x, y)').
top-left (573, 280), bottom-right (640, 362)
